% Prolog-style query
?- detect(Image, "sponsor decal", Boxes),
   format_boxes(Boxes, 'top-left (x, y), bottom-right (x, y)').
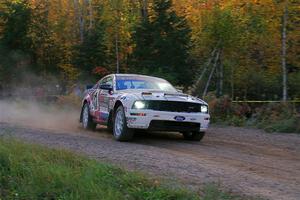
top-left (126, 117), bottom-right (137, 123)
top-left (174, 116), bottom-right (185, 121)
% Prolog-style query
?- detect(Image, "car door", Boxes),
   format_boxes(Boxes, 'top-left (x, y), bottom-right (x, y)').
top-left (98, 76), bottom-right (113, 122)
top-left (89, 82), bottom-right (100, 117)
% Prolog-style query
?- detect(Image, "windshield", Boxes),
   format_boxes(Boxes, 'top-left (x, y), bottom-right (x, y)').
top-left (116, 76), bottom-right (177, 92)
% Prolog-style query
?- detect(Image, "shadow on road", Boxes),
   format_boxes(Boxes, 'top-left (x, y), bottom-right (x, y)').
top-left (94, 125), bottom-right (187, 143)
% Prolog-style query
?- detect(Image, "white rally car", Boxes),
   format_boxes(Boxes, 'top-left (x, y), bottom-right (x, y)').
top-left (80, 74), bottom-right (210, 141)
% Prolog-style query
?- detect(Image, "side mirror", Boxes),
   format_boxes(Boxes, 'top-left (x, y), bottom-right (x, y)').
top-left (100, 84), bottom-right (113, 91)
top-left (86, 85), bottom-right (93, 90)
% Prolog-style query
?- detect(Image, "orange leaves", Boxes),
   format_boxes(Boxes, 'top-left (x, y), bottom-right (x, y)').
top-left (92, 66), bottom-right (109, 76)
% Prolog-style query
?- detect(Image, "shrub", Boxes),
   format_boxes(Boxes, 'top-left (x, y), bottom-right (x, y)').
top-left (254, 103), bottom-right (295, 122)
top-left (263, 117), bottom-right (300, 133)
top-left (205, 93), bottom-right (250, 123)
top-left (205, 93), bottom-right (233, 121)
top-left (226, 115), bottom-right (247, 127)
top-left (205, 94), bottom-right (300, 133)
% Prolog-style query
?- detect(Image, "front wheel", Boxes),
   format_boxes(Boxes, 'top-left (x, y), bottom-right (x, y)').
top-left (182, 131), bottom-right (205, 141)
top-left (113, 105), bottom-right (134, 141)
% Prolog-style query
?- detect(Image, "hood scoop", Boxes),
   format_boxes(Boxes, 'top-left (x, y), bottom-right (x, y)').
top-left (164, 93), bottom-right (188, 97)
top-left (141, 91), bottom-right (190, 101)
top-left (141, 92), bottom-right (163, 99)
top-left (141, 92), bottom-right (188, 97)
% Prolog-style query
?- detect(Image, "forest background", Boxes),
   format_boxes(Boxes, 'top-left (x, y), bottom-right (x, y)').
top-left (0, 0), bottom-right (299, 132)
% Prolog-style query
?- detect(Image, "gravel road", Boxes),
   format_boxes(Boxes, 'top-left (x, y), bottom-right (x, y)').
top-left (0, 123), bottom-right (299, 200)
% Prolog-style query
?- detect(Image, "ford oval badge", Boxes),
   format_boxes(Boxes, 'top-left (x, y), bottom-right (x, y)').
top-left (174, 116), bottom-right (185, 121)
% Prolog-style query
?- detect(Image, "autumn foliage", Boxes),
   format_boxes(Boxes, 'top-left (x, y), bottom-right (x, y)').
top-left (0, 0), bottom-right (299, 100)
top-left (92, 66), bottom-right (109, 76)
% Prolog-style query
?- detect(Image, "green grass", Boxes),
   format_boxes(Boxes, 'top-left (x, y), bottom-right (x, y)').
top-left (0, 138), bottom-right (244, 200)
top-left (0, 138), bottom-right (196, 200)
top-left (201, 185), bottom-right (242, 200)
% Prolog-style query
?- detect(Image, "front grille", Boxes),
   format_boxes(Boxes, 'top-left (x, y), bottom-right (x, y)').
top-left (149, 120), bottom-right (200, 132)
top-left (147, 101), bottom-right (202, 113)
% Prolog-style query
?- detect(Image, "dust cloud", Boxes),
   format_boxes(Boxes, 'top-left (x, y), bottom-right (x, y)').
top-left (0, 100), bottom-right (82, 132)
top-left (0, 68), bottom-right (87, 132)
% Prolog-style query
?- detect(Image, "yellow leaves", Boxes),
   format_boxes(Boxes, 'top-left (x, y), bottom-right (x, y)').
top-left (59, 63), bottom-right (80, 83)
top-left (10, 0), bottom-right (25, 4)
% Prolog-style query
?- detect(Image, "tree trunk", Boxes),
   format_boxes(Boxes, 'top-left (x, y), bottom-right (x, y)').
top-left (217, 49), bottom-right (223, 97)
top-left (79, 17), bottom-right (84, 42)
top-left (281, 4), bottom-right (288, 101)
top-left (141, 0), bottom-right (148, 19)
top-left (191, 46), bottom-right (218, 96)
top-left (116, 34), bottom-right (120, 73)
top-left (114, 3), bottom-right (121, 74)
top-left (74, 0), bottom-right (84, 42)
top-left (216, 54), bottom-right (219, 96)
top-left (88, 0), bottom-right (94, 30)
top-left (203, 50), bottom-right (220, 97)
top-left (231, 64), bottom-right (234, 100)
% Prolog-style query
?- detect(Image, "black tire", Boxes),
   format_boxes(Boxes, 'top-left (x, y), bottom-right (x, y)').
top-left (107, 112), bottom-right (113, 133)
top-left (82, 103), bottom-right (97, 130)
top-left (113, 105), bottom-right (134, 141)
top-left (182, 131), bottom-right (205, 141)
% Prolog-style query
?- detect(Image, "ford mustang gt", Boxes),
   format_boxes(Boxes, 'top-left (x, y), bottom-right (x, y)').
top-left (80, 74), bottom-right (210, 141)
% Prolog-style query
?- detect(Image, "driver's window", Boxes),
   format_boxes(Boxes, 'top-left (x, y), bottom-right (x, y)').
top-left (99, 78), bottom-right (106, 87)
top-left (101, 77), bottom-right (112, 86)
top-left (99, 76), bottom-right (113, 92)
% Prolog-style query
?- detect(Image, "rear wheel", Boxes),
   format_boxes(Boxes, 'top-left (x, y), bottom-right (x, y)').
top-left (113, 105), bottom-right (134, 141)
top-left (82, 103), bottom-right (97, 130)
top-left (182, 131), bottom-right (205, 141)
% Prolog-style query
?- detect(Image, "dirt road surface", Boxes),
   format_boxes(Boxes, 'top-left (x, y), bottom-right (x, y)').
top-left (0, 123), bottom-right (299, 200)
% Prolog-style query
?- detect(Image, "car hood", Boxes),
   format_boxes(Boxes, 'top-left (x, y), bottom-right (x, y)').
top-left (119, 89), bottom-right (207, 105)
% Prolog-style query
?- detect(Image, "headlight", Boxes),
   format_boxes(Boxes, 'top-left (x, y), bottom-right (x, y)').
top-left (133, 101), bottom-right (146, 109)
top-left (201, 105), bottom-right (208, 113)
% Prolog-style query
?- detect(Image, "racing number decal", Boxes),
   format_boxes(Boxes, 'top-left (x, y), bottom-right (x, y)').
top-left (98, 90), bottom-right (109, 121)
top-left (91, 90), bottom-right (98, 111)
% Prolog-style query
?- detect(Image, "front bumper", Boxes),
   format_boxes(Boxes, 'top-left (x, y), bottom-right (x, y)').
top-left (126, 109), bottom-right (210, 132)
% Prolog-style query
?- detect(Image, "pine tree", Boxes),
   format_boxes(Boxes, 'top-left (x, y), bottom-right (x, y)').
top-left (0, 0), bottom-right (31, 50)
top-left (132, 0), bottom-right (192, 86)
top-left (73, 11), bottom-right (107, 76)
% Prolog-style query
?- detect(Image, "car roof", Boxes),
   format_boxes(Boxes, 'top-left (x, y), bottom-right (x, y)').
top-left (114, 73), bottom-right (165, 80)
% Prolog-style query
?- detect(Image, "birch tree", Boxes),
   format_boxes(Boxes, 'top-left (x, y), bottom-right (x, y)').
top-left (281, 3), bottom-right (288, 101)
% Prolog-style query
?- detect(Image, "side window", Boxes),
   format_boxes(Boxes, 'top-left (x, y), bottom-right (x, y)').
top-left (100, 76), bottom-right (113, 86)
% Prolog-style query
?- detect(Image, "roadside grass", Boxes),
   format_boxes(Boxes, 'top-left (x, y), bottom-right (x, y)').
top-left (201, 185), bottom-right (242, 200)
top-left (256, 117), bottom-right (300, 133)
top-left (0, 138), bottom-right (195, 200)
top-left (213, 117), bottom-right (300, 134)
top-left (0, 138), bottom-right (244, 200)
